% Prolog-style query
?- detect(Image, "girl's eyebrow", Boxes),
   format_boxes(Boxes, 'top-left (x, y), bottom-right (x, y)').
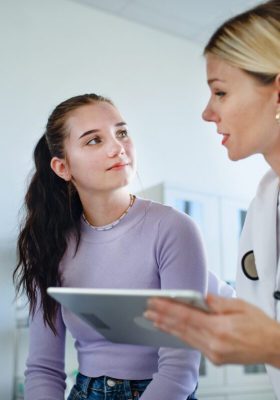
top-left (79, 129), bottom-right (99, 139)
top-left (79, 122), bottom-right (127, 139)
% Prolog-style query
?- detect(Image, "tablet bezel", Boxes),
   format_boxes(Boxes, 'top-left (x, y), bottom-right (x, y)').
top-left (47, 287), bottom-right (209, 348)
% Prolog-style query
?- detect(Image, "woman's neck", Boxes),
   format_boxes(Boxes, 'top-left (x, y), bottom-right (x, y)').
top-left (264, 145), bottom-right (280, 178)
top-left (80, 189), bottom-right (132, 227)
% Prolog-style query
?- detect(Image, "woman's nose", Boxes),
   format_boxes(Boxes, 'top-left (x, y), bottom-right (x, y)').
top-left (202, 107), bottom-right (210, 121)
top-left (202, 103), bottom-right (219, 123)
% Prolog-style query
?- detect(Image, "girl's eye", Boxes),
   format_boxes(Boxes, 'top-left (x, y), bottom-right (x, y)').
top-left (117, 130), bottom-right (129, 138)
top-left (87, 137), bottom-right (101, 145)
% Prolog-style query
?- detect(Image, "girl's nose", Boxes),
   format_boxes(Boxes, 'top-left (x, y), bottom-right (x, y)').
top-left (107, 138), bottom-right (125, 157)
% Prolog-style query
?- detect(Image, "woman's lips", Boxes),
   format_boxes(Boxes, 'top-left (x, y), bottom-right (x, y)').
top-left (221, 134), bottom-right (230, 145)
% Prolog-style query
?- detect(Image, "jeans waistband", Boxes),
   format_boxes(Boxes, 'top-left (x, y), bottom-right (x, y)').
top-left (75, 373), bottom-right (152, 396)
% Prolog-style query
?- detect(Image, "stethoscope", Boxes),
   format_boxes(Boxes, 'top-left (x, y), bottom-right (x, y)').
top-left (241, 250), bottom-right (280, 301)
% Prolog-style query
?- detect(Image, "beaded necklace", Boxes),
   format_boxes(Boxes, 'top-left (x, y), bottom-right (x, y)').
top-left (82, 194), bottom-right (136, 231)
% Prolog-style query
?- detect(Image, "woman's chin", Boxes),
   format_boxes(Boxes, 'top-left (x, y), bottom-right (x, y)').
top-left (227, 149), bottom-right (246, 162)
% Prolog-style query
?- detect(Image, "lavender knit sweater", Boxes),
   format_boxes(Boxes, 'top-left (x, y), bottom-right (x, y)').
top-left (24, 198), bottom-right (207, 400)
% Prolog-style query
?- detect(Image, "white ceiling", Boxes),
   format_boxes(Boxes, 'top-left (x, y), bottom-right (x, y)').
top-left (70, 0), bottom-right (263, 45)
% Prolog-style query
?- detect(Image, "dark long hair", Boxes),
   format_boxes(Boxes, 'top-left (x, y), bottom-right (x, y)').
top-left (13, 93), bottom-right (113, 333)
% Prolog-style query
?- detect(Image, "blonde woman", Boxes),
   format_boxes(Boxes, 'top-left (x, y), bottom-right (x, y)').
top-left (145, 0), bottom-right (280, 396)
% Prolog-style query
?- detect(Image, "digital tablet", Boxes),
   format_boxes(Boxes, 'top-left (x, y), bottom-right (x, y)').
top-left (47, 287), bottom-right (209, 349)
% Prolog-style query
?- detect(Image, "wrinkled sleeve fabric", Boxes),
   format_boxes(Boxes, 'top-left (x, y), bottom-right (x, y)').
top-left (24, 300), bottom-right (66, 400)
top-left (207, 269), bottom-right (236, 298)
top-left (141, 208), bottom-right (207, 400)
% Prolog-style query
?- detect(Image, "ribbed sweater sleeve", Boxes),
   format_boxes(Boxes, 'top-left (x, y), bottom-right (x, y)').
top-left (24, 300), bottom-right (66, 400)
top-left (140, 208), bottom-right (207, 400)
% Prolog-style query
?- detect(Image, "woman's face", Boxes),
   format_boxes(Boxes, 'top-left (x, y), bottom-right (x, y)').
top-left (202, 54), bottom-right (280, 162)
top-left (54, 101), bottom-right (136, 195)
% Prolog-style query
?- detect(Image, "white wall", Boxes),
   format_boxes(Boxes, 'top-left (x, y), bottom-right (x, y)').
top-left (0, 0), bottom-right (268, 398)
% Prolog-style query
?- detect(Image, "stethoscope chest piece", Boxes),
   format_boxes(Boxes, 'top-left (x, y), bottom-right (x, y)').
top-left (241, 250), bottom-right (259, 280)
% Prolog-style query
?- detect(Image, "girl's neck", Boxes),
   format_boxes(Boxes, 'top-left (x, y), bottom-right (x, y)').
top-left (80, 189), bottom-right (132, 227)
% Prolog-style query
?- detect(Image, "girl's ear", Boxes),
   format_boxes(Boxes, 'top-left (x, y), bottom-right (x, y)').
top-left (50, 157), bottom-right (71, 181)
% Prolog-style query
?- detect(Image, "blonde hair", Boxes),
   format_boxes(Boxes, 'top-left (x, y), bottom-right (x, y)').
top-left (204, 0), bottom-right (280, 84)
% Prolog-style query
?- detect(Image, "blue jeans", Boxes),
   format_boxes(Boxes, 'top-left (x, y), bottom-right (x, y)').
top-left (67, 373), bottom-right (198, 399)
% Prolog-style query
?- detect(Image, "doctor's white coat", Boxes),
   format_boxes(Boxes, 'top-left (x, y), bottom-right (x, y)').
top-left (236, 169), bottom-right (280, 397)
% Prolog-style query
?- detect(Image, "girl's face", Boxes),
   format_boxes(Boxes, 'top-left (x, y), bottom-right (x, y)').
top-left (53, 101), bottom-right (136, 196)
top-left (202, 54), bottom-right (280, 162)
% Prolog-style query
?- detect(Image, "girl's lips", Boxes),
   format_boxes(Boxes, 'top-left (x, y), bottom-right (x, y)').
top-left (107, 162), bottom-right (128, 171)
top-left (110, 164), bottom-right (126, 170)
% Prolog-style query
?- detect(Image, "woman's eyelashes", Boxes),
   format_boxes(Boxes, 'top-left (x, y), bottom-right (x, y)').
top-left (214, 90), bottom-right (226, 98)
